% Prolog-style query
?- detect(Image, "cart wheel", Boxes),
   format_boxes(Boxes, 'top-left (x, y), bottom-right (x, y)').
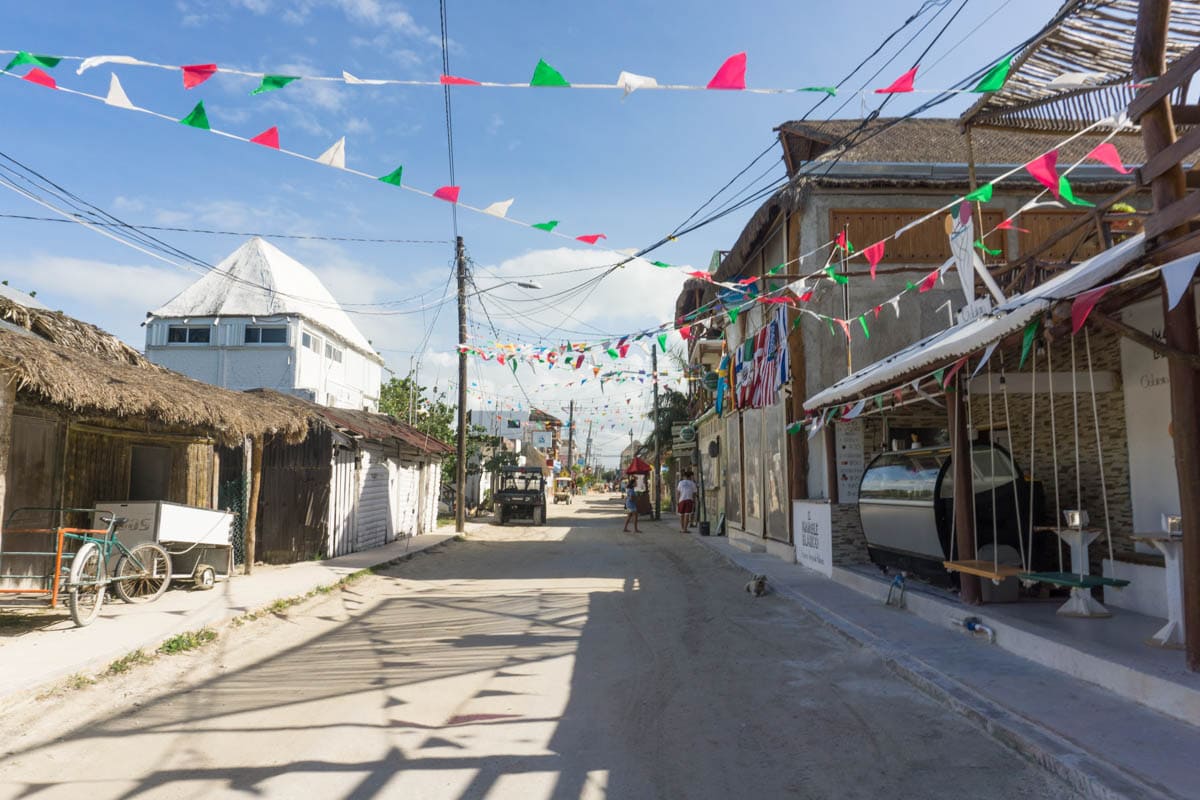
top-left (194, 564), bottom-right (217, 590)
top-left (68, 542), bottom-right (105, 627)
top-left (113, 543), bottom-right (172, 603)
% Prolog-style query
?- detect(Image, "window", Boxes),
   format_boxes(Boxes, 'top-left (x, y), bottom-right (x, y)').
top-left (245, 326), bottom-right (287, 344)
top-left (301, 332), bottom-right (322, 352)
top-left (167, 326), bottom-right (210, 344)
top-left (324, 343), bottom-right (343, 363)
top-left (129, 445), bottom-right (171, 500)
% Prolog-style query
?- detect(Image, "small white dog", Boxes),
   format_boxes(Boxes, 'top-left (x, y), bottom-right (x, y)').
top-left (745, 574), bottom-right (769, 597)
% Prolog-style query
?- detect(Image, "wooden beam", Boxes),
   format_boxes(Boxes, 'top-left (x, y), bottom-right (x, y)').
top-left (244, 435), bottom-right (263, 575)
top-left (0, 378), bottom-right (14, 530)
top-left (1135, 0), bottom-right (1200, 672)
top-left (947, 381), bottom-right (981, 606)
top-left (823, 424), bottom-right (838, 505)
top-left (1143, 189), bottom-right (1200, 239)
top-left (1136, 124), bottom-right (1200, 186)
top-left (1171, 104), bottom-right (1200, 125)
top-left (1089, 311), bottom-right (1200, 370)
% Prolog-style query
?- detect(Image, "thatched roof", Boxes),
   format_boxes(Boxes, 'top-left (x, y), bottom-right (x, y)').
top-left (960, 0), bottom-right (1200, 132)
top-left (0, 296), bottom-right (308, 446)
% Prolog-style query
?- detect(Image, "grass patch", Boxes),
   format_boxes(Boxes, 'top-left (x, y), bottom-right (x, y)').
top-left (158, 628), bottom-right (217, 655)
top-left (106, 649), bottom-right (154, 675)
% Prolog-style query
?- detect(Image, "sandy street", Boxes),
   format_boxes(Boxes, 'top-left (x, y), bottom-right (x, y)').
top-left (0, 495), bottom-right (1080, 800)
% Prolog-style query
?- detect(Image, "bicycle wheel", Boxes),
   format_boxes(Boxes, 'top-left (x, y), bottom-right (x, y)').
top-left (68, 542), bottom-right (105, 627)
top-left (113, 543), bottom-right (172, 603)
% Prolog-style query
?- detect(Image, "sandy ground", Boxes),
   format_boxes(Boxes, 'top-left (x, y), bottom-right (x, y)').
top-left (0, 495), bottom-right (1082, 800)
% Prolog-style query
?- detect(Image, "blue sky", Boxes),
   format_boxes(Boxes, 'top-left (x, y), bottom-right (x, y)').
top-left (0, 0), bottom-right (1053, 461)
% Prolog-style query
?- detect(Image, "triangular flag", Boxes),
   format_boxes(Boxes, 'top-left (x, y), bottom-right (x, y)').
top-left (972, 55), bottom-right (1013, 93)
top-left (844, 398), bottom-right (867, 419)
top-left (316, 136), bottom-right (346, 168)
top-left (657, 332), bottom-right (667, 351)
top-left (617, 70), bottom-right (658, 96)
top-left (918, 270), bottom-right (939, 292)
top-left (576, 234), bottom-right (606, 245)
top-left (707, 52), bottom-right (746, 90)
top-left (1019, 318), bottom-right (1040, 369)
top-left (483, 198), bottom-right (513, 217)
top-left (1086, 142), bottom-right (1129, 174)
top-left (996, 218), bottom-right (1030, 233)
top-left (1025, 150), bottom-right (1060, 195)
top-left (1071, 286), bottom-right (1109, 333)
top-left (182, 63), bottom-right (217, 89)
top-left (342, 71), bottom-right (387, 85)
top-left (510, 359), bottom-right (519, 374)
top-left (1163, 253), bottom-right (1200, 311)
top-left (974, 240), bottom-right (1002, 257)
top-left (251, 74), bottom-right (300, 95)
top-left (875, 65), bottom-right (918, 94)
top-left (965, 183), bottom-right (994, 203)
top-left (104, 73), bottom-right (135, 109)
top-left (802, 86), bottom-right (837, 96)
top-left (651, 261), bottom-right (672, 268)
top-left (943, 357), bottom-right (968, 387)
top-left (4, 51), bottom-right (61, 72)
top-left (22, 68), bottom-right (56, 89)
top-left (532, 220), bottom-right (559, 232)
top-left (971, 342), bottom-right (999, 377)
top-left (179, 101), bottom-right (210, 130)
top-left (728, 307), bottom-right (739, 324)
top-left (858, 315), bottom-right (870, 339)
top-left (530, 59), bottom-right (570, 87)
top-left (378, 165), bottom-right (403, 186)
top-left (440, 74), bottom-right (480, 86)
top-left (1057, 175), bottom-right (1094, 207)
top-left (607, 348), bottom-right (619, 360)
top-left (862, 241), bottom-right (885, 279)
top-left (679, 325), bottom-right (692, 340)
top-left (433, 186), bottom-right (461, 203)
top-left (835, 318), bottom-right (851, 341)
top-left (249, 126), bottom-right (280, 149)
top-left (786, 421), bottom-right (803, 436)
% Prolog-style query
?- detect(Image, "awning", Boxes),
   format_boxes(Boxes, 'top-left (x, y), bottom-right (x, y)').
top-left (625, 456), bottom-right (653, 475)
top-left (803, 233), bottom-right (1146, 412)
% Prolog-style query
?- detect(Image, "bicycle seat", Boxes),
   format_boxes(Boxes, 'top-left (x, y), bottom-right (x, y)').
top-left (110, 516), bottom-right (128, 528)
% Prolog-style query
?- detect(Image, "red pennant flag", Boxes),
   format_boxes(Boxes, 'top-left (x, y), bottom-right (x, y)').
top-left (918, 269), bottom-right (939, 292)
top-left (875, 66), bottom-right (918, 94)
top-left (575, 354), bottom-right (584, 369)
top-left (835, 318), bottom-right (852, 341)
top-left (943, 356), bottom-right (968, 387)
top-left (862, 241), bottom-right (885, 279)
top-left (249, 126), bottom-right (280, 149)
top-left (433, 185), bottom-right (461, 203)
top-left (440, 74), bottom-right (480, 86)
top-left (619, 344), bottom-right (630, 358)
top-left (497, 354), bottom-right (506, 366)
top-left (893, 388), bottom-right (903, 404)
top-left (22, 68), bottom-right (56, 89)
top-left (996, 218), bottom-right (1031, 233)
top-left (576, 234), bottom-right (606, 245)
top-left (1025, 150), bottom-right (1061, 197)
top-left (685, 270), bottom-right (714, 282)
top-left (1085, 142), bottom-right (1130, 175)
top-left (834, 230), bottom-right (848, 250)
top-left (679, 325), bottom-right (692, 340)
top-left (760, 297), bottom-right (792, 305)
top-left (707, 52), bottom-right (747, 90)
top-left (737, 276), bottom-right (759, 286)
top-left (798, 290), bottom-right (814, 302)
top-left (1071, 286), bottom-right (1109, 333)
top-left (182, 63), bottom-right (218, 89)
top-left (873, 304), bottom-right (882, 319)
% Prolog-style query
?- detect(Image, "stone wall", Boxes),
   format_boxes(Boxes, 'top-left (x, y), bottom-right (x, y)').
top-left (831, 503), bottom-right (870, 565)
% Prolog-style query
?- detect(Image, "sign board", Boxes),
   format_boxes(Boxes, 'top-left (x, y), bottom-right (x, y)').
top-left (836, 420), bottom-right (865, 503)
top-left (531, 431), bottom-right (553, 449)
top-left (794, 500), bottom-right (833, 577)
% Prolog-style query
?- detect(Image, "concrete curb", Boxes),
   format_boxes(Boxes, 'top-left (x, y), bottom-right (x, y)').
top-left (689, 535), bottom-right (1177, 800)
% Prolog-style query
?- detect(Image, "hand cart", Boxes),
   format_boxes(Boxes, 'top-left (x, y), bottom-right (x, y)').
top-left (94, 502), bottom-right (234, 590)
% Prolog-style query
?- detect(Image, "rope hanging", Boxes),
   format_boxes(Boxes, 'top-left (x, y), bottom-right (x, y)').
top-left (998, 351), bottom-right (1027, 572)
top-left (1085, 329), bottom-right (1116, 569)
top-left (1071, 332), bottom-right (1084, 579)
top-left (1024, 346), bottom-right (1037, 572)
top-left (986, 359), bottom-right (999, 573)
top-left (1046, 336), bottom-right (1065, 573)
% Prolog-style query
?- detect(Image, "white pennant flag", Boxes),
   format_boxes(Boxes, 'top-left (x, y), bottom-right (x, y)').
top-left (889, 297), bottom-right (901, 318)
top-left (104, 73), bottom-right (135, 110)
top-left (1048, 71), bottom-right (1107, 88)
top-left (316, 136), bottom-right (346, 169)
top-left (342, 70), bottom-right (388, 85)
top-left (78, 55), bottom-right (153, 75)
top-left (844, 398), bottom-right (867, 420)
top-left (483, 198), bottom-right (514, 218)
top-left (807, 414), bottom-right (824, 440)
top-left (617, 71), bottom-right (659, 97)
top-left (1163, 252), bottom-right (1200, 311)
top-left (971, 341), bottom-right (999, 378)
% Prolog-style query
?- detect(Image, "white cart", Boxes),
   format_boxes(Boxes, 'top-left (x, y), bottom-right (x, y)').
top-left (93, 501), bottom-right (235, 589)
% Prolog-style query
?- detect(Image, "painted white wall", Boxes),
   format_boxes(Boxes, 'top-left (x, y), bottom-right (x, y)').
top-left (146, 314), bottom-right (381, 410)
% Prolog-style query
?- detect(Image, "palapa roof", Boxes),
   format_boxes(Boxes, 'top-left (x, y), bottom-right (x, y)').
top-left (960, 0), bottom-right (1200, 132)
top-left (529, 408), bottom-right (562, 425)
top-left (151, 237), bottom-right (382, 361)
top-left (0, 296), bottom-right (308, 446)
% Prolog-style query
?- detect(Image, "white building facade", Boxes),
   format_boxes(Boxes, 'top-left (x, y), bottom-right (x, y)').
top-left (145, 238), bottom-right (384, 411)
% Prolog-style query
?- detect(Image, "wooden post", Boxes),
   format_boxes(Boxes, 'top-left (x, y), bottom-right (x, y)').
top-left (244, 435), bottom-right (263, 575)
top-left (824, 424), bottom-right (839, 505)
top-left (0, 377), bottom-right (15, 531)
top-left (948, 381), bottom-right (981, 605)
top-left (1135, 0), bottom-right (1200, 670)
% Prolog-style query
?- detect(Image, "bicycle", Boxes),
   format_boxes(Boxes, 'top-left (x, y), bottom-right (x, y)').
top-left (64, 512), bottom-right (173, 626)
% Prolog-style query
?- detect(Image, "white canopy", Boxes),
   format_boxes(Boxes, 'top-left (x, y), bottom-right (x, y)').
top-left (151, 237), bottom-right (380, 360)
top-left (803, 233), bottom-right (1146, 411)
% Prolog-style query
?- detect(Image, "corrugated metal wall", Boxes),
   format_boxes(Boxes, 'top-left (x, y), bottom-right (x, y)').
top-left (353, 445), bottom-right (390, 552)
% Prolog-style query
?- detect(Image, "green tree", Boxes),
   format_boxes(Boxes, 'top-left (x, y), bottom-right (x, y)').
top-left (645, 387), bottom-right (690, 453)
top-left (379, 377), bottom-right (465, 483)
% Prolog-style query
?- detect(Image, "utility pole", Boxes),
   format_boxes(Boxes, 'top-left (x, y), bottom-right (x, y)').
top-left (584, 420), bottom-right (593, 467)
top-left (455, 235), bottom-right (467, 534)
top-left (565, 399), bottom-right (575, 485)
top-left (652, 345), bottom-right (662, 520)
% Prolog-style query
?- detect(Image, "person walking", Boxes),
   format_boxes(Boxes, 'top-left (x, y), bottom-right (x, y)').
top-left (676, 471), bottom-right (698, 533)
top-left (622, 477), bottom-right (641, 533)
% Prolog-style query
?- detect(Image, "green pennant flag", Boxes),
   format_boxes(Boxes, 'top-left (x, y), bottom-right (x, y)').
top-left (657, 332), bottom-right (667, 351)
top-left (974, 240), bottom-right (1002, 256)
top-left (825, 265), bottom-right (849, 285)
top-left (801, 86), bottom-right (837, 96)
top-left (858, 315), bottom-right (870, 339)
top-left (532, 220), bottom-right (559, 232)
top-left (651, 260), bottom-right (671, 268)
top-left (728, 307), bottom-right (739, 324)
top-left (786, 421), bottom-right (803, 436)
top-left (179, 101), bottom-right (211, 130)
top-left (972, 55), bottom-right (1014, 93)
top-left (3, 51), bottom-right (61, 72)
top-left (378, 165), bottom-right (404, 186)
top-left (1019, 318), bottom-right (1040, 369)
top-left (530, 59), bottom-right (570, 87)
top-left (905, 280), bottom-right (916, 291)
top-left (607, 348), bottom-right (619, 359)
top-left (934, 367), bottom-right (946, 387)
top-left (1058, 175), bottom-right (1095, 207)
top-left (768, 263), bottom-right (785, 275)
top-left (510, 359), bottom-right (519, 373)
top-left (792, 316), bottom-right (802, 330)
top-left (251, 74), bottom-right (300, 95)
top-left (825, 318), bottom-right (835, 336)
top-left (965, 183), bottom-right (994, 203)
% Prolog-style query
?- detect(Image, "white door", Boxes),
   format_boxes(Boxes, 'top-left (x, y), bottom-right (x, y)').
top-left (354, 446), bottom-right (390, 552)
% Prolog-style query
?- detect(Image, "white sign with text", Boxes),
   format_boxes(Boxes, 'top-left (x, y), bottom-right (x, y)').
top-left (794, 500), bottom-right (833, 578)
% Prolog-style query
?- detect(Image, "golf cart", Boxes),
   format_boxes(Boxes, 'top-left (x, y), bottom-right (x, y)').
top-left (553, 477), bottom-right (573, 505)
top-left (495, 466), bottom-right (547, 525)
